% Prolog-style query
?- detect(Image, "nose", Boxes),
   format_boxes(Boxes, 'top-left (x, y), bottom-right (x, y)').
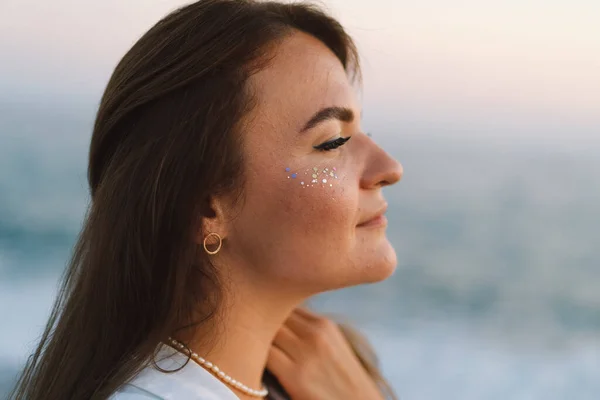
top-left (359, 137), bottom-right (403, 189)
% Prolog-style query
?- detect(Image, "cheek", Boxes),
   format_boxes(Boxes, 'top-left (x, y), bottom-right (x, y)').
top-left (284, 165), bottom-right (340, 190)
top-left (279, 164), bottom-right (355, 230)
top-left (232, 161), bottom-right (359, 283)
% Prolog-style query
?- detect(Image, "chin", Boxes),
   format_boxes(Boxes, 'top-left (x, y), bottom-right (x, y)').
top-left (361, 233), bottom-right (398, 279)
top-left (364, 245), bottom-right (398, 283)
top-left (336, 242), bottom-right (398, 289)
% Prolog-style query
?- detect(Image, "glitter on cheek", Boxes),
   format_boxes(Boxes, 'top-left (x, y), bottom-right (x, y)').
top-left (286, 166), bottom-right (341, 188)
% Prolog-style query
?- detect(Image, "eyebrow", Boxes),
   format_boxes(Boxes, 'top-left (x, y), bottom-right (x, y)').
top-left (300, 106), bottom-right (355, 132)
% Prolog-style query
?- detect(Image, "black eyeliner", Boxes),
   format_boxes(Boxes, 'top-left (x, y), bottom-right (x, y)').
top-left (313, 136), bottom-right (351, 151)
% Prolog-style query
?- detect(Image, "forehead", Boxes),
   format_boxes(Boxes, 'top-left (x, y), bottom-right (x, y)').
top-left (247, 31), bottom-right (359, 133)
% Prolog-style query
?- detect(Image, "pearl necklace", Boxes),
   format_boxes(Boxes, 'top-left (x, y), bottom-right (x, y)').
top-left (167, 337), bottom-right (269, 398)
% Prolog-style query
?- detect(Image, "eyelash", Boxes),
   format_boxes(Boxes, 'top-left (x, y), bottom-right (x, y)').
top-left (313, 136), bottom-right (351, 151)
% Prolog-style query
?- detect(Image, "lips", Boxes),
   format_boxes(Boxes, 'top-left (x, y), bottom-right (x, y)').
top-left (357, 203), bottom-right (388, 228)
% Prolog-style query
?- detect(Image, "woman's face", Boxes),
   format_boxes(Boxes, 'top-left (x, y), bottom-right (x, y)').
top-left (220, 31), bottom-right (403, 294)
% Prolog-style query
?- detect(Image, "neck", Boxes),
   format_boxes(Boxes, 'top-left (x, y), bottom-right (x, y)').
top-left (176, 277), bottom-right (306, 399)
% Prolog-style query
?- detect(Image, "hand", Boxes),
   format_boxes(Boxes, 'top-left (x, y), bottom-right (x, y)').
top-left (266, 308), bottom-right (385, 400)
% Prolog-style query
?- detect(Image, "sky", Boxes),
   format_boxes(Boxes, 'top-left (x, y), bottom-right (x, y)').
top-left (1, 0), bottom-right (599, 147)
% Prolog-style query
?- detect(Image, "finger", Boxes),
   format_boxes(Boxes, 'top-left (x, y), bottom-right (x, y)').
top-left (284, 309), bottom-right (317, 338)
top-left (288, 308), bottom-right (343, 348)
top-left (272, 324), bottom-right (303, 361)
top-left (293, 306), bottom-right (322, 322)
top-left (266, 344), bottom-right (293, 377)
top-left (294, 307), bottom-right (341, 335)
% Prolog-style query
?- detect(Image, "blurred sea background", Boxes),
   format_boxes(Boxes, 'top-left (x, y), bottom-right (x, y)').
top-left (1, 0), bottom-right (599, 399)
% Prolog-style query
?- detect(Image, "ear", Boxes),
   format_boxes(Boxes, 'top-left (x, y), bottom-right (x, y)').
top-left (195, 194), bottom-right (231, 247)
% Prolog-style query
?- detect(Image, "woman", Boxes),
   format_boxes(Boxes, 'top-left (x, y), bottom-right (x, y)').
top-left (10, 0), bottom-right (403, 399)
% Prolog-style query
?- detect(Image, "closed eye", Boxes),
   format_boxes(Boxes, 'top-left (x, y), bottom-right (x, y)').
top-left (313, 136), bottom-right (351, 151)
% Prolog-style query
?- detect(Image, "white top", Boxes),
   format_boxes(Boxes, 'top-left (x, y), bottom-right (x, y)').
top-left (109, 343), bottom-right (240, 400)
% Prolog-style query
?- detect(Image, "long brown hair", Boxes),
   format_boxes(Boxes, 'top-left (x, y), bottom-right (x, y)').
top-left (9, 1), bottom-right (396, 399)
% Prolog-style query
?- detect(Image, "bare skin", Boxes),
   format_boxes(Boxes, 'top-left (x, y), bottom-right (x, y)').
top-left (181, 30), bottom-right (403, 399)
top-left (267, 308), bottom-right (386, 400)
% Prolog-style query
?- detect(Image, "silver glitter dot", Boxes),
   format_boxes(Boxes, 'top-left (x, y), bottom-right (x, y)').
top-left (312, 174), bottom-right (317, 178)
top-left (322, 179), bottom-right (327, 183)
top-left (301, 181), bottom-right (305, 185)
top-left (330, 184), bottom-right (333, 187)
top-left (313, 167), bottom-right (318, 171)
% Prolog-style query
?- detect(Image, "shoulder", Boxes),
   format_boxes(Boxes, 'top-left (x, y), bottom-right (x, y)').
top-left (109, 383), bottom-right (164, 399)
top-left (107, 343), bottom-right (238, 400)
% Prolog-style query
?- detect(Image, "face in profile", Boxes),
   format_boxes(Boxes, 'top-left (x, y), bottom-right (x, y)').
top-left (214, 31), bottom-right (403, 295)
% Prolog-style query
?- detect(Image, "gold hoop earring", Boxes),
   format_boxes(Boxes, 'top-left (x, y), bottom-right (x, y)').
top-left (203, 232), bottom-right (222, 255)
